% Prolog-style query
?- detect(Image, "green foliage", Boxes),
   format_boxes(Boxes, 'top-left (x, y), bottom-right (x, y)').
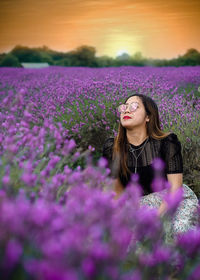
top-left (10, 45), bottom-right (54, 64)
top-left (0, 53), bottom-right (21, 67)
top-left (54, 97), bottom-right (118, 152)
top-left (182, 136), bottom-right (200, 198)
top-left (1, 45), bottom-right (200, 67)
top-left (73, 45), bottom-right (97, 66)
top-left (96, 56), bottom-right (115, 67)
top-left (180, 48), bottom-right (200, 66)
top-left (161, 104), bottom-right (200, 197)
top-left (114, 51), bottom-right (147, 66)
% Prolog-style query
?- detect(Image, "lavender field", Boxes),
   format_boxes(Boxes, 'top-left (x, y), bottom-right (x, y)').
top-left (0, 66), bottom-right (200, 279)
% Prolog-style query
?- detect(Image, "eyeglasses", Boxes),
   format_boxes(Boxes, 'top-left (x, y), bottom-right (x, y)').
top-left (117, 102), bottom-right (139, 113)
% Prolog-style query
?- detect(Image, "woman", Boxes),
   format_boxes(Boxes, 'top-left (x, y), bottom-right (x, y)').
top-left (102, 94), bottom-right (198, 239)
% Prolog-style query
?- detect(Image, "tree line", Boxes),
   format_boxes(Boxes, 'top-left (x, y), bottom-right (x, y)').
top-left (0, 45), bottom-right (200, 67)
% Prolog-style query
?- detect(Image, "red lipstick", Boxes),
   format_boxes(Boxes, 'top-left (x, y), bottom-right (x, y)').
top-left (123, 116), bottom-right (132, 119)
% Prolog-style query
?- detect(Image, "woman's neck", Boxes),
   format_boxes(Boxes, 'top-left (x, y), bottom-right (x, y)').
top-left (126, 129), bottom-right (148, 146)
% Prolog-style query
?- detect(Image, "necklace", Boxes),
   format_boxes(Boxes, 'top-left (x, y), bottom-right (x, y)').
top-left (129, 137), bottom-right (149, 173)
top-left (128, 144), bottom-right (145, 152)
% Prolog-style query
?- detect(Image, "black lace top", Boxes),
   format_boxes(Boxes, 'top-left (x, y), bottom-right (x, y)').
top-left (102, 133), bottom-right (183, 195)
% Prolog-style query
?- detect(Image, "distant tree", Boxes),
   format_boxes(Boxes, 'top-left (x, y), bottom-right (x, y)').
top-left (1, 44), bottom-right (200, 67)
top-left (40, 53), bottom-right (54, 65)
top-left (184, 48), bottom-right (200, 57)
top-left (114, 51), bottom-right (146, 66)
top-left (180, 48), bottom-right (200, 65)
top-left (10, 45), bottom-right (53, 64)
top-left (154, 59), bottom-right (174, 67)
top-left (116, 52), bottom-right (130, 60)
top-left (96, 56), bottom-right (114, 67)
top-left (48, 51), bottom-right (66, 62)
top-left (130, 52), bottom-right (147, 66)
top-left (115, 53), bottom-right (130, 66)
top-left (132, 51), bottom-right (143, 61)
top-left (37, 45), bottom-right (63, 64)
top-left (0, 54), bottom-right (21, 67)
top-left (0, 53), bottom-right (6, 64)
top-left (72, 45), bottom-right (97, 67)
top-left (38, 45), bottom-right (51, 52)
top-left (11, 45), bottom-right (41, 62)
top-left (56, 56), bottom-right (72, 67)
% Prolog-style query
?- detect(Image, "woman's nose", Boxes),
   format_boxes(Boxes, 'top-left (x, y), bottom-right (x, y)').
top-left (124, 105), bottom-right (130, 113)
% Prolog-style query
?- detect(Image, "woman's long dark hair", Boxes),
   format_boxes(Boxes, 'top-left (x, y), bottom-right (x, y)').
top-left (112, 94), bottom-right (170, 183)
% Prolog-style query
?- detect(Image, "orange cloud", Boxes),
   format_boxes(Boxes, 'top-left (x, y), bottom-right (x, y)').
top-left (0, 0), bottom-right (199, 58)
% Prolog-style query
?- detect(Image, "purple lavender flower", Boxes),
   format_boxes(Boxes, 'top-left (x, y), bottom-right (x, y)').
top-left (4, 239), bottom-right (22, 269)
top-left (0, 66), bottom-right (200, 279)
top-left (176, 227), bottom-right (200, 256)
top-left (163, 186), bottom-right (183, 214)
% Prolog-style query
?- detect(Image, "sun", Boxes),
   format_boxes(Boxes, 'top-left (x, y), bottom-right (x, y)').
top-left (102, 33), bottom-right (141, 58)
top-left (116, 49), bottom-right (130, 56)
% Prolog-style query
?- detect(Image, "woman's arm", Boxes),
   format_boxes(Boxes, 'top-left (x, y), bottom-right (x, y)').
top-left (113, 172), bottom-right (183, 216)
top-left (113, 177), bottom-right (124, 199)
top-left (167, 173), bottom-right (183, 192)
top-left (158, 133), bottom-right (183, 216)
top-left (157, 173), bottom-right (183, 216)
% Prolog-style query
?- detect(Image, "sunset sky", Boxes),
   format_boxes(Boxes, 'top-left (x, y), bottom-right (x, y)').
top-left (0, 0), bottom-right (200, 59)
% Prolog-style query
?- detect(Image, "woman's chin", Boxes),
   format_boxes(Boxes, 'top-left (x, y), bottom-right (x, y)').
top-left (121, 123), bottom-right (134, 129)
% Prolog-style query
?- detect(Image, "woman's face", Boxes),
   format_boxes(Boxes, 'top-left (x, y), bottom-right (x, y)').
top-left (119, 96), bottom-right (149, 129)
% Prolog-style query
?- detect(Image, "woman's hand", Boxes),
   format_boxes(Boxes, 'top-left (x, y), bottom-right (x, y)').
top-left (157, 200), bottom-right (168, 217)
top-left (158, 173), bottom-right (183, 217)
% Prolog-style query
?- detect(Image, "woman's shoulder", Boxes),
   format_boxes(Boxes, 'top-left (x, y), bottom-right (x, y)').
top-left (161, 132), bottom-right (180, 143)
top-left (149, 132), bottom-right (179, 144)
top-left (150, 133), bottom-right (181, 153)
top-left (159, 132), bottom-right (182, 155)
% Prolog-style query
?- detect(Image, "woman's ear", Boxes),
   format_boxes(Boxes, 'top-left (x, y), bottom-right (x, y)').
top-left (146, 115), bottom-right (150, 122)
